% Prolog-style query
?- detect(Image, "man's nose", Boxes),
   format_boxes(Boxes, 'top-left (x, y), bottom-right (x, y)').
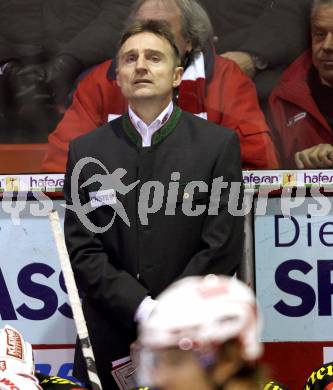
top-left (323, 32), bottom-right (333, 50)
top-left (135, 55), bottom-right (148, 70)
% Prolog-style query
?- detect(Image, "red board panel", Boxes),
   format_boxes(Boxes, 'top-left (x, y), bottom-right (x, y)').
top-left (262, 342), bottom-right (333, 389)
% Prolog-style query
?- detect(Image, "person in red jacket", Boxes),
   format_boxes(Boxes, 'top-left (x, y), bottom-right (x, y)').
top-left (269, 0), bottom-right (333, 169)
top-left (42, 0), bottom-right (279, 173)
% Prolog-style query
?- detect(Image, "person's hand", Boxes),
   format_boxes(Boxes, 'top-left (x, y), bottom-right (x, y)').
top-left (45, 54), bottom-right (82, 106)
top-left (4, 61), bottom-right (50, 106)
top-left (4, 55), bottom-right (82, 112)
top-left (220, 51), bottom-right (256, 78)
top-left (295, 144), bottom-right (333, 169)
top-left (4, 61), bottom-right (53, 108)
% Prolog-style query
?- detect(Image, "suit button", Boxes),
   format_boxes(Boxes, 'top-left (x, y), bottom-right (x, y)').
top-left (136, 273), bottom-right (140, 280)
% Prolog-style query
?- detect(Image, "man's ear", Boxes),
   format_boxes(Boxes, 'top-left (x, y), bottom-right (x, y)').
top-left (173, 66), bottom-right (183, 88)
top-left (185, 38), bottom-right (193, 55)
top-left (115, 67), bottom-right (121, 87)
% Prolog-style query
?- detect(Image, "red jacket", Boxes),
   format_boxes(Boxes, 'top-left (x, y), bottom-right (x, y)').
top-left (43, 55), bottom-right (278, 172)
top-left (269, 50), bottom-right (333, 168)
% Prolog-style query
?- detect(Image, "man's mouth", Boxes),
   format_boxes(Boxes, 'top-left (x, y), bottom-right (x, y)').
top-left (319, 58), bottom-right (333, 65)
top-left (134, 79), bottom-right (152, 84)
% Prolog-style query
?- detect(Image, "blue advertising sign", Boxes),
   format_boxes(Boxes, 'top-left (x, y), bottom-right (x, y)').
top-left (0, 200), bottom-right (76, 345)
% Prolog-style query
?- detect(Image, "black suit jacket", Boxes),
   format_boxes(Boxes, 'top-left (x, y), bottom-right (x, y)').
top-left (64, 108), bottom-right (244, 388)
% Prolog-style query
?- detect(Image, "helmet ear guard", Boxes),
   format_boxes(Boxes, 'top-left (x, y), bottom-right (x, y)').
top-left (195, 347), bottom-right (218, 369)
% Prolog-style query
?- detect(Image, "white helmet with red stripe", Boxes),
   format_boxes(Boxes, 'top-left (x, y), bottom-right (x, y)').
top-left (0, 373), bottom-right (42, 390)
top-left (0, 325), bottom-right (34, 375)
top-left (139, 275), bottom-right (263, 361)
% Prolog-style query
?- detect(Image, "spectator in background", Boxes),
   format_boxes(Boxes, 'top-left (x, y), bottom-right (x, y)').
top-left (203, 0), bottom-right (312, 107)
top-left (269, 0), bottom-right (333, 169)
top-left (0, 0), bottom-right (132, 143)
top-left (42, 0), bottom-right (279, 173)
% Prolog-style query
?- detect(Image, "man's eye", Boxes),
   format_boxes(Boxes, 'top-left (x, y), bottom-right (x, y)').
top-left (150, 55), bottom-right (161, 62)
top-left (125, 55), bottom-right (136, 63)
top-left (314, 31), bottom-right (326, 39)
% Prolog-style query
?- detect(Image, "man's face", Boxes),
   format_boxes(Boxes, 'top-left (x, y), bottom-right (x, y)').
top-left (135, 0), bottom-right (192, 58)
top-left (148, 343), bottom-right (245, 390)
top-left (116, 32), bottom-right (183, 104)
top-left (312, 4), bottom-right (333, 87)
top-left (150, 348), bottom-right (212, 390)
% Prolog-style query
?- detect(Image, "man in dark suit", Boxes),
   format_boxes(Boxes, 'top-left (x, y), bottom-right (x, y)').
top-left (64, 19), bottom-right (244, 389)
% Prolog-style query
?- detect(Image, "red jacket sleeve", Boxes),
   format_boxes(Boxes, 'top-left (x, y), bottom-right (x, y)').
top-left (206, 57), bottom-right (280, 169)
top-left (268, 89), bottom-right (289, 166)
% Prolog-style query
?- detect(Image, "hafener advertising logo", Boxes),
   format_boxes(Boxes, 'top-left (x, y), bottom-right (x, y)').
top-left (3, 159), bottom-right (333, 226)
top-left (303, 171), bottom-right (333, 186)
top-left (243, 172), bottom-right (280, 186)
top-left (65, 158), bottom-right (333, 232)
top-left (30, 176), bottom-right (65, 191)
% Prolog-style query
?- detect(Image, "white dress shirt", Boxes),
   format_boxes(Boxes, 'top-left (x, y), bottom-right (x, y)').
top-left (128, 101), bottom-right (174, 147)
top-left (131, 102), bottom-right (174, 321)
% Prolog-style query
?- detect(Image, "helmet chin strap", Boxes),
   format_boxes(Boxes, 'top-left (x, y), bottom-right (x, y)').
top-left (202, 358), bottom-right (250, 390)
top-left (196, 350), bottom-right (225, 390)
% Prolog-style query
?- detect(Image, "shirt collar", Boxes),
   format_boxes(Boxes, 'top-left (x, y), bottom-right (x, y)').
top-left (128, 101), bottom-right (174, 147)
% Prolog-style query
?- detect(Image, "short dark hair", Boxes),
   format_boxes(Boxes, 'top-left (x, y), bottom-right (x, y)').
top-left (118, 19), bottom-right (181, 66)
